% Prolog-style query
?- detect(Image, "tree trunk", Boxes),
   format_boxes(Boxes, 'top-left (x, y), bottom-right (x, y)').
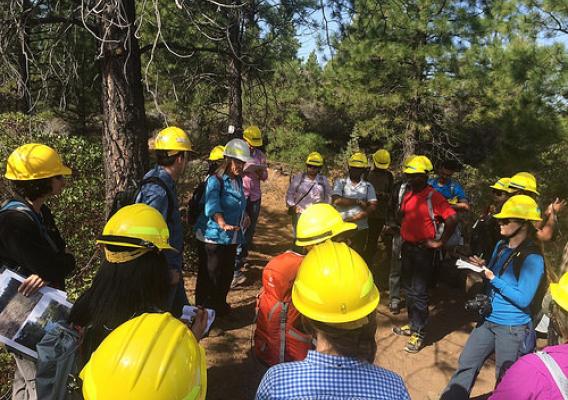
top-left (227, 7), bottom-right (243, 135)
top-left (98, 0), bottom-right (149, 208)
top-left (17, 0), bottom-right (32, 113)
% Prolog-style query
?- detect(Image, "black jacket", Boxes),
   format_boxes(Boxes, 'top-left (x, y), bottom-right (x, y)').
top-left (0, 199), bottom-right (75, 289)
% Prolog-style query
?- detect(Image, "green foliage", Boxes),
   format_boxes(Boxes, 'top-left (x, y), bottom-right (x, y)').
top-left (266, 127), bottom-right (331, 171)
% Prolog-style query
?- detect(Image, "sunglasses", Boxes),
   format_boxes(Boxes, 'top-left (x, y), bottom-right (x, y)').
top-left (497, 218), bottom-right (523, 225)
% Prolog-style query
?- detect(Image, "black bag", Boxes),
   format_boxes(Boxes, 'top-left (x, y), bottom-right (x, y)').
top-left (187, 175), bottom-right (224, 226)
top-left (108, 177), bottom-right (174, 221)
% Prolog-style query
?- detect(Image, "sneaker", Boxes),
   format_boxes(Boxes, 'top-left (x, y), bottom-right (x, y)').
top-left (405, 333), bottom-right (424, 353)
top-left (392, 324), bottom-right (412, 337)
top-left (389, 300), bottom-right (401, 315)
top-left (231, 271), bottom-right (246, 288)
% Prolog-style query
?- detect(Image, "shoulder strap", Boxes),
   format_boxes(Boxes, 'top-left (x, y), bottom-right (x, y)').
top-left (0, 200), bottom-right (59, 252)
top-left (140, 177), bottom-right (174, 222)
top-left (512, 240), bottom-right (542, 280)
top-left (427, 189), bottom-right (436, 226)
top-left (536, 351), bottom-right (568, 400)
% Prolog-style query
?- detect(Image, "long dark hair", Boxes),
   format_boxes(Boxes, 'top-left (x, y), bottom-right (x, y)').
top-left (68, 248), bottom-right (170, 358)
top-left (305, 312), bottom-right (378, 363)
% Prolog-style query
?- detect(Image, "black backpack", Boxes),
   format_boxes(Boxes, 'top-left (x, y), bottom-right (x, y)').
top-left (108, 177), bottom-right (174, 221)
top-left (186, 175), bottom-right (224, 226)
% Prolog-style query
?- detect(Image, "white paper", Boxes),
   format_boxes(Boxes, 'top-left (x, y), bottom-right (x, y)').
top-left (181, 305), bottom-right (215, 335)
top-left (0, 268), bottom-right (72, 359)
top-left (456, 259), bottom-right (486, 273)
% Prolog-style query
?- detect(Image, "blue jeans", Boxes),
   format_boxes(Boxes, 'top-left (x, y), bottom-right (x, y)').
top-left (235, 198), bottom-right (261, 270)
top-left (441, 320), bottom-right (528, 399)
top-left (389, 233), bottom-right (403, 301)
top-left (401, 242), bottom-right (435, 333)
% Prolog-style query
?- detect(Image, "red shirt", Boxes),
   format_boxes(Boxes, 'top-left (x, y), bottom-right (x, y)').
top-left (400, 186), bottom-right (456, 243)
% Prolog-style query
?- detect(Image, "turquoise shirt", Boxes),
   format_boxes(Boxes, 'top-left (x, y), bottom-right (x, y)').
top-left (194, 174), bottom-right (247, 245)
top-left (486, 241), bottom-right (544, 326)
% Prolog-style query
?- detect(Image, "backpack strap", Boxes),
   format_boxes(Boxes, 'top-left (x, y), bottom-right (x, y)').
top-left (0, 200), bottom-right (59, 252)
top-left (279, 302), bottom-right (289, 363)
top-left (140, 177), bottom-right (174, 222)
top-left (426, 189), bottom-right (437, 232)
top-left (535, 351), bottom-right (568, 400)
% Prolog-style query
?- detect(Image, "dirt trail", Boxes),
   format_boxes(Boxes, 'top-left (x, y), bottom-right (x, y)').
top-left (186, 169), bottom-right (496, 400)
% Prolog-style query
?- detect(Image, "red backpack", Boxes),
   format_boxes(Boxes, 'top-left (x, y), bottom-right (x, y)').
top-left (253, 251), bottom-right (312, 366)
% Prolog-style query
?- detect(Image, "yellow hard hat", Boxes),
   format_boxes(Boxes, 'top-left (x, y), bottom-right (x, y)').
top-left (509, 172), bottom-right (539, 195)
top-left (372, 149), bottom-right (391, 169)
top-left (550, 272), bottom-right (568, 313)
top-left (306, 152), bottom-right (324, 167)
top-left (97, 204), bottom-right (175, 263)
top-left (292, 241), bottom-right (380, 324)
top-left (153, 127), bottom-right (192, 155)
top-left (493, 195), bottom-right (542, 221)
top-left (490, 177), bottom-right (516, 194)
top-left (243, 125), bottom-right (263, 147)
top-left (295, 203), bottom-right (357, 247)
top-left (5, 143), bottom-right (72, 181)
top-left (403, 155), bottom-right (432, 174)
top-left (208, 145), bottom-right (225, 161)
top-left (348, 152), bottom-right (368, 168)
top-left (80, 313), bottom-right (207, 400)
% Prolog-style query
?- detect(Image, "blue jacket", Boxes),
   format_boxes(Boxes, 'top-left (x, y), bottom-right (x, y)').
top-left (486, 240), bottom-right (544, 326)
top-left (135, 166), bottom-right (183, 270)
top-left (194, 174), bottom-right (247, 245)
top-left (428, 177), bottom-right (467, 202)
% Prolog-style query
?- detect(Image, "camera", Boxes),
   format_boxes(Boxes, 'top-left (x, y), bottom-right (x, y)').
top-left (464, 294), bottom-right (492, 318)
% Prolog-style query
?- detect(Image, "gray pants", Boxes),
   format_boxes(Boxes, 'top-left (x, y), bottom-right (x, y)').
top-left (441, 320), bottom-right (528, 399)
top-left (12, 353), bottom-right (37, 400)
top-left (389, 233), bottom-right (402, 302)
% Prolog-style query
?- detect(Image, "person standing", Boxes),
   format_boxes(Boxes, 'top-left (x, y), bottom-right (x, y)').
top-left (136, 126), bottom-right (193, 318)
top-left (332, 152), bottom-right (378, 255)
top-left (364, 149), bottom-right (394, 273)
top-left (0, 143), bottom-right (76, 400)
top-left (508, 171), bottom-right (566, 243)
top-left (285, 151), bottom-right (331, 250)
top-left (392, 155), bottom-right (457, 353)
top-left (234, 125), bottom-right (268, 285)
top-left (255, 241), bottom-right (410, 400)
top-left (194, 139), bottom-right (250, 322)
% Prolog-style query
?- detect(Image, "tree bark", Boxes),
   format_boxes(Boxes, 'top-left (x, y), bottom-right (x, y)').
top-left (98, 0), bottom-right (149, 208)
top-left (227, 6), bottom-right (243, 134)
top-left (17, 0), bottom-right (32, 113)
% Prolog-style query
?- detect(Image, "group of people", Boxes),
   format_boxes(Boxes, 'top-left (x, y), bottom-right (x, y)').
top-left (0, 127), bottom-right (567, 399)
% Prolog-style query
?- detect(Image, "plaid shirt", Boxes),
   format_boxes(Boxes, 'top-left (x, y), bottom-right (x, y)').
top-left (255, 351), bottom-right (410, 400)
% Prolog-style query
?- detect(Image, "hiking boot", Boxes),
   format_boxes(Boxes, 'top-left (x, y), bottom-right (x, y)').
top-left (405, 333), bottom-right (425, 353)
top-left (231, 271), bottom-right (246, 288)
top-left (392, 324), bottom-right (412, 337)
top-left (389, 299), bottom-right (401, 315)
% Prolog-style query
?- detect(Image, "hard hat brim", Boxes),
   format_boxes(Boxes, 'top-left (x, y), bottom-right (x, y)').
top-left (403, 167), bottom-right (427, 174)
top-left (489, 183), bottom-right (515, 194)
top-left (373, 161), bottom-right (390, 170)
top-left (493, 212), bottom-right (542, 222)
top-left (294, 221), bottom-right (357, 247)
top-left (96, 238), bottom-right (177, 252)
top-left (244, 137), bottom-right (263, 147)
top-left (224, 154), bottom-right (252, 163)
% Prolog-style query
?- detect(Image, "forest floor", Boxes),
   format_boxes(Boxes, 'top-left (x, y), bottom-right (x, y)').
top-left (185, 168), bottom-right (504, 400)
